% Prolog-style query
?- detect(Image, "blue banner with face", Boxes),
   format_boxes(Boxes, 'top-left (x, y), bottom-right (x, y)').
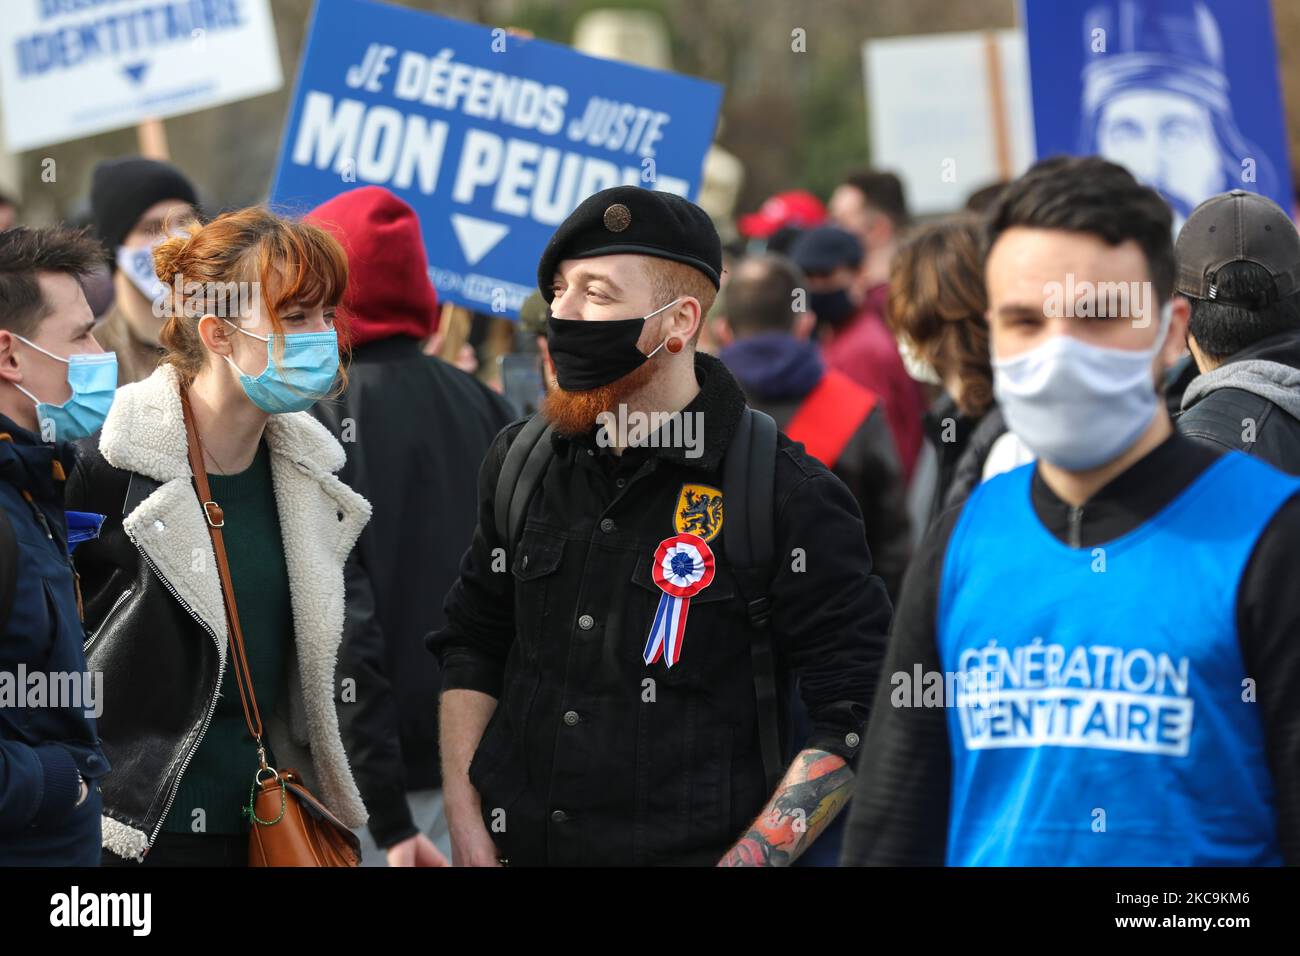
top-left (1022, 0), bottom-right (1294, 228)
top-left (270, 0), bottom-right (723, 318)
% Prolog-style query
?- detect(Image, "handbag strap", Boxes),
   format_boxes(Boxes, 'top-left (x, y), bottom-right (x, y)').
top-left (180, 387), bottom-right (268, 769)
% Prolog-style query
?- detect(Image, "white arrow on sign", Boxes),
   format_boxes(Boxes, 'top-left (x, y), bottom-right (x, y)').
top-left (450, 214), bottom-right (509, 267)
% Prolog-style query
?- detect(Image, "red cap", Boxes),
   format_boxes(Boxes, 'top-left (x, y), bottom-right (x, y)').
top-left (737, 190), bottom-right (827, 239)
top-left (306, 186), bottom-right (439, 348)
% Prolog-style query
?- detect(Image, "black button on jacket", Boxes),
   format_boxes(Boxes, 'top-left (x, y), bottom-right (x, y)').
top-left (429, 354), bottom-right (891, 866)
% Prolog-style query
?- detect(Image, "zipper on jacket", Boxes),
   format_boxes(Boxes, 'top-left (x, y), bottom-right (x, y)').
top-left (1067, 505), bottom-right (1084, 549)
top-left (83, 585), bottom-right (134, 653)
top-left (27, 498), bottom-right (54, 541)
top-left (127, 538), bottom-right (226, 854)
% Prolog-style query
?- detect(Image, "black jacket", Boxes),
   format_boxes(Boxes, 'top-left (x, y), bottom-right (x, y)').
top-left (943, 406), bottom-right (1011, 511)
top-left (843, 433), bottom-right (1300, 865)
top-left (0, 417), bottom-right (108, 865)
top-left (310, 337), bottom-right (515, 848)
top-left (430, 353), bottom-right (891, 865)
top-left (921, 395), bottom-right (972, 524)
top-left (917, 398), bottom-right (1014, 541)
top-left (921, 397), bottom-right (1016, 526)
top-left (1177, 330), bottom-right (1300, 474)
top-left (67, 442), bottom-right (221, 859)
top-left (739, 387), bottom-right (910, 600)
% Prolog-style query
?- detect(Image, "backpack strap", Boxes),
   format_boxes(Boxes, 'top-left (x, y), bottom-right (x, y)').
top-left (724, 406), bottom-right (783, 793)
top-left (494, 414), bottom-right (555, 551)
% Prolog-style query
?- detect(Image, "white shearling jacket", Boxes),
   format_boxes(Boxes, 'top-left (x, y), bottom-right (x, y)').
top-left (67, 363), bottom-right (371, 860)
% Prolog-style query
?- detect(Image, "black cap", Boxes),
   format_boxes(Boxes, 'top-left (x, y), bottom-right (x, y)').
top-left (788, 225), bottom-right (863, 275)
top-left (90, 156), bottom-right (198, 253)
top-left (537, 186), bottom-right (721, 302)
top-left (1175, 189), bottom-right (1300, 305)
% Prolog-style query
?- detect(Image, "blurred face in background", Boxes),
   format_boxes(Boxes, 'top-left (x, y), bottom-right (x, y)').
top-left (828, 186), bottom-right (877, 251)
top-left (803, 263), bottom-right (859, 331)
top-left (0, 200), bottom-right (16, 232)
top-left (123, 198), bottom-right (197, 251)
top-left (829, 185), bottom-right (896, 291)
top-left (114, 198), bottom-right (199, 344)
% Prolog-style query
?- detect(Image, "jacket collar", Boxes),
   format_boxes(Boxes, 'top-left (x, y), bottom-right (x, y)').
top-left (554, 351), bottom-right (748, 472)
top-left (99, 363), bottom-right (346, 482)
top-left (1029, 431), bottom-right (1216, 546)
top-left (1181, 329), bottom-right (1300, 417)
top-left (0, 412), bottom-right (75, 503)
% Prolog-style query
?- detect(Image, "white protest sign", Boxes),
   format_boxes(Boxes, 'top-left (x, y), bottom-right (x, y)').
top-left (0, 0), bottom-right (283, 152)
top-left (864, 30), bottom-right (1034, 215)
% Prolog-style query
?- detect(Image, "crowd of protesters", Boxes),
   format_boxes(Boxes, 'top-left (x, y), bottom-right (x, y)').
top-left (3, 143), bottom-right (1300, 868)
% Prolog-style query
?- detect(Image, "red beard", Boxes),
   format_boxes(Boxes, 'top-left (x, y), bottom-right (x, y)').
top-left (541, 358), bottom-right (658, 437)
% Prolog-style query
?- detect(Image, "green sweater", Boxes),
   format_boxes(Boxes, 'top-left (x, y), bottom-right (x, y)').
top-left (161, 441), bottom-right (293, 835)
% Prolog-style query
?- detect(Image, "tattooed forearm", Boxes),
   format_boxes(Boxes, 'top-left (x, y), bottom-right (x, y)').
top-left (718, 749), bottom-right (854, 867)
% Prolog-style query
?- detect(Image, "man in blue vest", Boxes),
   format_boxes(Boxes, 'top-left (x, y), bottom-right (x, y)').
top-left (842, 156), bottom-right (1300, 866)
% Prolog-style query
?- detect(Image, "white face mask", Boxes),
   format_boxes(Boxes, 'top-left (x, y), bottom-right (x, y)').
top-left (898, 336), bottom-right (942, 385)
top-left (116, 241), bottom-right (167, 304)
top-left (991, 303), bottom-right (1172, 472)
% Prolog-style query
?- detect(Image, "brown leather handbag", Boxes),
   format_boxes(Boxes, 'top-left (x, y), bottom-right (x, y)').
top-left (181, 389), bottom-right (361, 867)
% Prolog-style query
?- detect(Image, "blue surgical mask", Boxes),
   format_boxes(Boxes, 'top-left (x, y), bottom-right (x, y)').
top-left (223, 321), bottom-right (340, 414)
top-left (12, 335), bottom-right (118, 443)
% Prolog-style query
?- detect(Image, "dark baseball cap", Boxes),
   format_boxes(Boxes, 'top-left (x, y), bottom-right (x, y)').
top-left (787, 225), bottom-right (863, 275)
top-left (1175, 189), bottom-right (1300, 305)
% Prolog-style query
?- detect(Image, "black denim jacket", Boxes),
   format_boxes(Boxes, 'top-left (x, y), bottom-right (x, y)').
top-left (430, 354), bottom-right (892, 865)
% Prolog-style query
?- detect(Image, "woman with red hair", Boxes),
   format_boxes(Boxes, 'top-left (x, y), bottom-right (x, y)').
top-left (68, 207), bottom-right (371, 866)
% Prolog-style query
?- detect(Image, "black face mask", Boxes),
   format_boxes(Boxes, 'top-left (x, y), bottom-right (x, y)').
top-left (545, 298), bottom-right (679, 391)
top-left (808, 288), bottom-right (856, 330)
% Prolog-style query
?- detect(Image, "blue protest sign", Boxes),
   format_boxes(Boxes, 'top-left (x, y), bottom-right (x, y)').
top-left (1022, 0), bottom-right (1294, 226)
top-left (271, 0), bottom-right (723, 317)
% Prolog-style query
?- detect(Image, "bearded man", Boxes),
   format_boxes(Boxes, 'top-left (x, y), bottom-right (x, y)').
top-left (428, 185), bottom-right (892, 866)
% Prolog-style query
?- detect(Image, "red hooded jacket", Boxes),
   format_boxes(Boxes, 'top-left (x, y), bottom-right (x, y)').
top-left (306, 186), bottom-right (439, 348)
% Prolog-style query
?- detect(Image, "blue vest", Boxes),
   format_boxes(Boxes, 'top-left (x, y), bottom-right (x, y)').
top-left (938, 452), bottom-right (1299, 866)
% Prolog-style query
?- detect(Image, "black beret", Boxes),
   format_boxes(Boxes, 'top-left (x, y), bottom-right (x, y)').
top-left (537, 185), bottom-right (721, 301)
